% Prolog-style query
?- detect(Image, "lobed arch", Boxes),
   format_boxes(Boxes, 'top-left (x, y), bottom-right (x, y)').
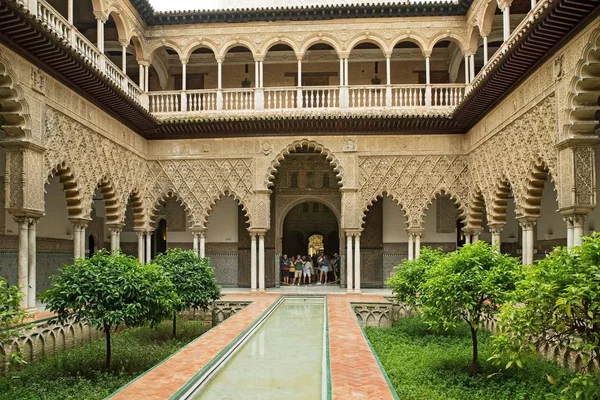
top-left (181, 41), bottom-right (219, 62)
top-left (419, 188), bottom-right (467, 228)
top-left (390, 36), bottom-right (427, 53)
top-left (149, 190), bottom-right (196, 229)
top-left (489, 176), bottom-right (515, 225)
top-left (200, 191), bottom-right (252, 230)
top-left (426, 33), bottom-right (467, 55)
top-left (360, 192), bottom-right (409, 228)
top-left (217, 40), bottom-right (257, 60)
top-left (265, 139), bottom-right (344, 189)
top-left (564, 28), bottom-right (600, 137)
top-left (45, 162), bottom-right (84, 218)
top-left (88, 176), bottom-right (121, 223)
top-left (122, 189), bottom-right (146, 229)
top-left (299, 35), bottom-right (343, 56)
top-left (521, 159), bottom-right (556, 218)
top-left (345, 34), bottom-right (388, 54)
top-left (466, 188), bottom-right (488, 230)
top-left (0, 52), bottom-right (30, 138)
top-left (260, 37), bottom-right (301, 57)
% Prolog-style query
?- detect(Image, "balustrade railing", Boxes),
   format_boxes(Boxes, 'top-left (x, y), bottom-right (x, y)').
top-left (349, 85), bottom-right (386, 108)
top-left (37, 0), bottom-right (145, 106)
top-left (149, 92), bottom-right (181, 114)
top-left (264, 88), bottom-right (298, 110)
top-left (302, 86), bottom-right (339, 109)
top-left (430, 85), bottom-right (466, 107)
top-left (222, 89), bottom-right (254, 111)
top-left (187, 90), bottom-right (218, 112)
top-left (390, 85), bottom-right (426, 107)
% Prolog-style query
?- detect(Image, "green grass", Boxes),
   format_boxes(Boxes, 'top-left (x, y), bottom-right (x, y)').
top-left (0, 319), bottom-right (209, 400)
top-left (365, 317), bottom-right (593, 400)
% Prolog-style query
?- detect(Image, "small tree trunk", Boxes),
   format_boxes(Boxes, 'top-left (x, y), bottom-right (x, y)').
top-left (172, 312), bottom-right (177, 339)
top-left (470, 326), bottom-right (478, 377)
top-left (104, 324), bottom-right (111, 372)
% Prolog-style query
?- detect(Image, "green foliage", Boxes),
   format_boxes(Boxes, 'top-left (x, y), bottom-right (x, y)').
top-left (365, 317), bottom-right (583, 400)
top-left (386, 247), bottom-right (445, 307)
top-left (0, 319), bottom-right (208, 400)
top-left (0, 276), bottom-right (28, 342)
top-left (492, 233), bottom-right (600, 398)
top-left (420, 241), bottom-right (522, 375)
top-left (40, 250), bottom-right (179, 369)
top-left (153, 249), bottom-right (221, 312)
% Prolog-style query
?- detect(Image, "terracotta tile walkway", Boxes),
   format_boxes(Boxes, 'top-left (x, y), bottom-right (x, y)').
top-left (110, 293), bottom-right (280, 400)
top-left (110, 292), bottom-right (395, 400)
top-left (328, 294), bottom-right (396, 400)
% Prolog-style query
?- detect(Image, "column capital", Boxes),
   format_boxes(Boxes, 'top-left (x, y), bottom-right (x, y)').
top-left (516, 216), bottom-right (537, 230)
top-left (92, 10), bottom-right (108, 22)
top-left (253, 55), bottom-right (265, 62)
top-left (190, 227), bottom-right (206, 233)
top-left (296, 53), bottom-right (304, 61)
top-left (463, 51), bottom-right (475, 57)
top-left (249, 228), bottom-right (267, 236)
top-left (383, 51), bottom-right (392, 58)
top-left (135, 231), bottom-right (145, 238)
top-left (488, 223), bottom-right (505, 234)
top-left (422, 51), bottom-right (432, 58)
top-left (406, 227), bottom-right (424, 235)
top-left (118, 38), bottom-right (129, 47)
top-left (338, 51), bottom-right (350, 59)
top-left (106, 222), bottom-right (125, 234)
top-left (69, 217), bottom-right (91, 229)
top-left (138, 59), bottom-right (150, 67)
top-left (345, 229), bottom-right (362, 237)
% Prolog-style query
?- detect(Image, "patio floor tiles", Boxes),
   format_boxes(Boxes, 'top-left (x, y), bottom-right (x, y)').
top-left (110, 293), bottom-right (280, 400)
top-left (328, 295), bottom-right (395, 400)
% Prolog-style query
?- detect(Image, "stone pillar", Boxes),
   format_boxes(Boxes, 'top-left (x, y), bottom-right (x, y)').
top-left (15, 217), bottom-right (29, 309)
top-left (354, 233), bottom-right (361, 293)
top-left (67, 0), bottom-right (73, 24)
top-left (181, 60), bottom-right (188, 111)
top-left (136, 231), bottom-right (144, 263)
top-left (339, 56), bottom-right (349, 108)
top-left (472, 229), bottom-right (481, 243)
top-left (531, 0), bottom-right (536, 8)
top-left (27, 218), bottom-right (38, 310)
top-left (250, 233), bottom-right (257, 291)
top-left (144, 65), bottom-right (149, 93)
top-left (408, 233), bottom-right (414, 261)
top-left (145, 231), bottom-right (152, 263)
top-left (121, 41), bottom-right (127, 72)
top-left (489, 224), bottom-right (503, 252)
top-left (503, 7), bottom-right (511, 42)
top-left (200, 232), bottom-right (206, 258)
top-left (258, 233), bottom-right (265, 292)
top-left (385, 54), bottom-right (392, 106)
top-left (339, 57), bottom-right (344, 86)
top-left (259, 61), bottom-right (264, 88)
top-left (572, 215), bottom-right (586, 248)
top-left (71, 221), bottom-right (81, 259)
top-left (469, 54), bottom-right (475, 83)
top-left (192, 232), bottom-right (199, 255)
top-left (95, 14), bottom-right (106, 53)
top-left (108, 224), bottom-right (123, 254)
top-left (483, 35), bottom-right (489, 64)
top-left (425, 56), bottom-right (431, 84)
top-left (346, 232), bottom-right (353, 292)
top-left (216, 59), bottom-right (223, 110)
top-left (80, 222), bottom-right (87, 258)
top-left (464, 230), bottom-right (471, 245)
top-left (519, 219), bottom-right (536, 265)
top-left (464, 55), bottom-right (470, 83)
top-left (139, 63), bottom-right (145, 91)
top-left (414, 232), bottom-right (421, 258)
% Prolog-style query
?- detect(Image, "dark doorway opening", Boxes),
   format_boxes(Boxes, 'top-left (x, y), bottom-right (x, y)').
top-left (155, 219), bottom-right (167, 255)
top-left (88, 235), bottom-right (95, 257)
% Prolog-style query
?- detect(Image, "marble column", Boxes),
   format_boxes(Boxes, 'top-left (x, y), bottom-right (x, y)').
top-left (95, 15), bottom-right (106, 53)
top-left (469, 54), bottom-right (475, 83)
top-left (572, 215), bottom-right (586, 248)
top-left (346, 233), bottom-right (353, 292)
top-left (200, 232), bottom-right (206, 258)
top-left (15, 217), bottom-right (29, 309)
top-left (27, 219), bottom-right (38, 310)
top-left (464, 230), bottom-right (471, 245)
top-left (258, 233), bottom-right (265, 292)
top-left (80, 222), bottom-right (87, 258)
top-left (108, 224), bottom-right (123, 254)
top-left (145, 231), bottom-right (152, 263)
top-left (464, 55), bottom-right (470, 83)
top-left (136, 231), bottom-right (144, 263)
top-left (483, 35), bottom-right (489, 65)
top-left (354, 233), bottom-right (361, 293)
top-left (472, 230), bottom-right (481, 243)
top-left (192, 233), bottom-right (199, 256)
top-left (414, 233), bottom-right (421, 258)
top-left (71, 222), bottom-right (81, 259)
top-left (519, 219), bottom-right (536, 265)
top-left (489, 224), bottom-right (503, 252)
top-left (503, 7), bottom-right (511, 42)
top-left (407, 233), bottom-right (414, 261)
top-left (565, 217), bottom-right (574, 249)
top-left (250, 233), bottom-right (257, 291)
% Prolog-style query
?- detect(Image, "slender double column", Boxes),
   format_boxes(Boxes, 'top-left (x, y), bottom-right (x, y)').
top-left (250, 233), bottom-right (257, 291)
top-left (354, 233), bottom-right (361, 294)
top-left (136, 231), bottom-right (145, 263)
top-left (192, 230), bottom-right (207, 258)
top-left (346, 232), bottom-right (354, 293)
top-left (488, 224), bottom-right (504, 252)
top-left (145, 230), bottom-right (152, 263)
top-left (502, 6), bottom-right (511, 42)
top-left (13, 215), bottom-right (40, 310)
top-left (249, 230), bottom-right (266, 292)
top-left (564, 214), bottom-right (587, 249)
top-left (518, 218), bottom-right (536, 265)
top-left (108, 223), bottom-right (124, 254)
top-left (70, 218), bottom-right (89, 260)
top-left (406, 228), bottom-right (424, 260)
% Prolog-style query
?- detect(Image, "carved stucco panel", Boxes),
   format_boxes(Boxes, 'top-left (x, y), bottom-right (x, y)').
top-left (359, 155), bottom-right (470, 228)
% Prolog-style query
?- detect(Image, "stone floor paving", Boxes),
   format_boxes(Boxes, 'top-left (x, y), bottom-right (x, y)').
top-left (110, 292), bottom-right (396, 400)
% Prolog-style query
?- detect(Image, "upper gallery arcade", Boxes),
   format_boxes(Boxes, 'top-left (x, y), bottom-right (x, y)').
top-left (0, 0), bottom-right (599, 309)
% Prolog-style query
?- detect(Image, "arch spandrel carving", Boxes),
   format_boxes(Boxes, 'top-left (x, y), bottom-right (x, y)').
top-left (358, 155), bottom-right (470, 229)
top-left (43, 107), bottom-right (147, 221)
top-left (469, 94), bottom-right (559, 219)
top-left (145, 158), bottom-right (254, 229)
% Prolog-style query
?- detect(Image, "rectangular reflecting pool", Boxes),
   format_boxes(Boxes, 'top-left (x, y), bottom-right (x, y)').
top-left (179, 297), bottom-right (328, 400)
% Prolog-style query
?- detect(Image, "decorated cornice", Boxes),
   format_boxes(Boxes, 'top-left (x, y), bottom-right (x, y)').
top-left (129, 0), bottom-right (474, 25)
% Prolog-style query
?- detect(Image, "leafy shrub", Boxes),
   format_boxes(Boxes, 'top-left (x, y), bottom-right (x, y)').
top-left (40, 250), bottom-right (179, 370)
top-left (0, 276), bottom-right (27, 342)
top-left (153, 249), bottom-right (221, 337)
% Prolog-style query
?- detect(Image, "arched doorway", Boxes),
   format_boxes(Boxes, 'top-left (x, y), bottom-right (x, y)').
top-left (281, 201), bottom-right (340, 284)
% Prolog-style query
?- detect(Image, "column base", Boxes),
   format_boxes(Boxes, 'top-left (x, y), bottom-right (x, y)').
top-left (353, 289), bottom-right (362, 294)
top-left (257, 289), bottom-right (266, 293)
top-left (26, 307), bottom-right (39, 315)
top-left (346, 289), bottom-right (354, 294)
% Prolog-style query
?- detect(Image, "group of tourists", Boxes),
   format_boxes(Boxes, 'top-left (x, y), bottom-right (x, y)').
top-left (280, 253), bottom-right (339, 286)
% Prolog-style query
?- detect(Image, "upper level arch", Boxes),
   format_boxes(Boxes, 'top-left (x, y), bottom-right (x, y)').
top-left (427, 34), bottom-right (467, 55)
top-left (390, 36), bottom-right (427, 53)
top-left (345, 34), bottom-right (388, 54)
top-left (299, 35), bottom-right (343, 56)
top-left (218, 40), bottom-right (257, 60)
top-left (181, 41), bottom-right (219, 62)
top-left (265, 139), bottom-right (344, 189)
top-left (260, 37), bottom-right (301, 57)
